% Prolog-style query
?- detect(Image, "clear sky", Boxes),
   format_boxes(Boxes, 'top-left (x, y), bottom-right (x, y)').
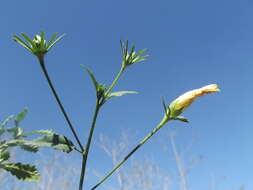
top-left (1, 0), bottom-right (252, 189)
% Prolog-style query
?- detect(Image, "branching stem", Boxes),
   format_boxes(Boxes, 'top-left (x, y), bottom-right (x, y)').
top-left (79, 101), bottom-right (100, 190)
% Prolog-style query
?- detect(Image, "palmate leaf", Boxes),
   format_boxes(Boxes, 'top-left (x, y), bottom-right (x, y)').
top-left (0, 115), bottom-right (14, 129)
top-left (23, 129), bottom-right (54, 136)
top-left (23, 129), bottom-right (74, 153)
top-left (7, 127), bottom-right (24, 139)
top-left (19, 143), bottom-right (39, 153)
top-left (0, 151), bottom-right (10, 163)
top-left (3, 139), bottom-right (39, 153)
top-left (29, 133), bottom-right (74, 153)
top-left (0, 163), bottom-right (40, 182)
top-left (107, 91), bottom-right (138, 99)
top-left (2, 130), bottom-right (74, 153)
top-left (0, 115), bottom-right (14, 137)
top-left (4, 134), bottom-right (74, 153)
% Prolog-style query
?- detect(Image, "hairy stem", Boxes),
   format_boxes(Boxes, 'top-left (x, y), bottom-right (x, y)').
top-left (38, 57), bottom-right (83, 151)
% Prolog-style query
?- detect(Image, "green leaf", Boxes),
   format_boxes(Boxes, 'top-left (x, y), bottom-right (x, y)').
top-left (7, 127), bottom-right (24, 139)
top-left (11, 130), bottom-right (74, 153)
top-left (19, 144), bottom-right (39, 153)
top-left (23, 129), bottom-right (54, 136)
top-left (107, 91), bottom-right (137, 99)
top-left (82, 65), bottom-right (99, 90)
top-left (15, 108), bottom-right (28, 126)
top-left (0, 163), bottom-right (40, 182)
top-left (0, 115), bottom-right (14, 129)
top-left (0, 151), bottom-right (10, 163)
top-left (0, 115), bottom-right (14, 137)
top-left (0, 129), bottom-right (5, 137)
top-left (173, 116), bottom-right (189, 123)
top-left (31, 133), bottom-right (74, 153)
top-left (2, 139), bottom-right (39, 153)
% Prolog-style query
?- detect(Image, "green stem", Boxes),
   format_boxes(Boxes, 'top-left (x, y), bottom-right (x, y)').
top-left (38, 57), bottom-right (84, 151)
top-left (74, 147), bottom-right (83, 154)
top-left (79, 101), bottom-right (101, 190)
top-left (91, 117), bottom-right (169, 190)
top-left (105, 65), bottom-right (125, 96)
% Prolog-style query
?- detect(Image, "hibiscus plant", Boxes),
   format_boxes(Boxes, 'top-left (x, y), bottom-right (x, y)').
top-left (7, 31), bottom-right (220, 190)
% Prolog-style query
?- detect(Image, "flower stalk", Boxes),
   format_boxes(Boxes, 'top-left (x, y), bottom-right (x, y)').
top-left (38, 57), bottom-right (84, 151)
top-left (13, 32), bottom-right (83, 151)
top-left (91, 116), bottom-right (169, 190)
top-left (91, 84), bottom-right (220, 189)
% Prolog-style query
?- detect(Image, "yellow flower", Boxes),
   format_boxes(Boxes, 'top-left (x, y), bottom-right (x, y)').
top-left (168, 84), bottom-right (220, 118)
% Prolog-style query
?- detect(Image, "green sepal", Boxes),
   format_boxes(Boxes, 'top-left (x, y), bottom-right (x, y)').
top-left (39, 31), bottom-right (46, 49)
top-left (120, 40), bottom-right (149, 67)
top-left (13, 32), bottom-right (64, 56)
top-left (161, 97), bottom-right (168, 114)
top-left (47, 33), bottom-right (65, 51)
top-left (46, 32), bottom-right (58, 49)
top-left (12, 35), bottom-right (33, 53)
top-left (21, 33), bottom-right (36, 50)
top-left (0, 163), bottom-right (40, 182)
top-left (173, 116), bottom-right (189, 123)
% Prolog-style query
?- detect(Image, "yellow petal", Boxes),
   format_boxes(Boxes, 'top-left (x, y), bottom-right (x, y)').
top-left (169, 84), bottom-right (220, 117)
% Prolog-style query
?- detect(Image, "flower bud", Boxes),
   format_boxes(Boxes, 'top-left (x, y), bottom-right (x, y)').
top-left (168, 84), bottom-right (220, 118)
top-left (33, 35), bottom-right (42, 44)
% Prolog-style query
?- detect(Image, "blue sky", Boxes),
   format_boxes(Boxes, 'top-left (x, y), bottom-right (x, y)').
top-left (1, 0), bottom-right (252, 189)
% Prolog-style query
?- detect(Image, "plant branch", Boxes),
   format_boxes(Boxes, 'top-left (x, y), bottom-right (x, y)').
top-left (38, 57), bottom-right (83, 151)
top-left (91, 117), bottom-right (169, 190)
top-left (79, 101), bottom-right (101, 190)
top-left (105, 66), bottom-right (125, 96)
